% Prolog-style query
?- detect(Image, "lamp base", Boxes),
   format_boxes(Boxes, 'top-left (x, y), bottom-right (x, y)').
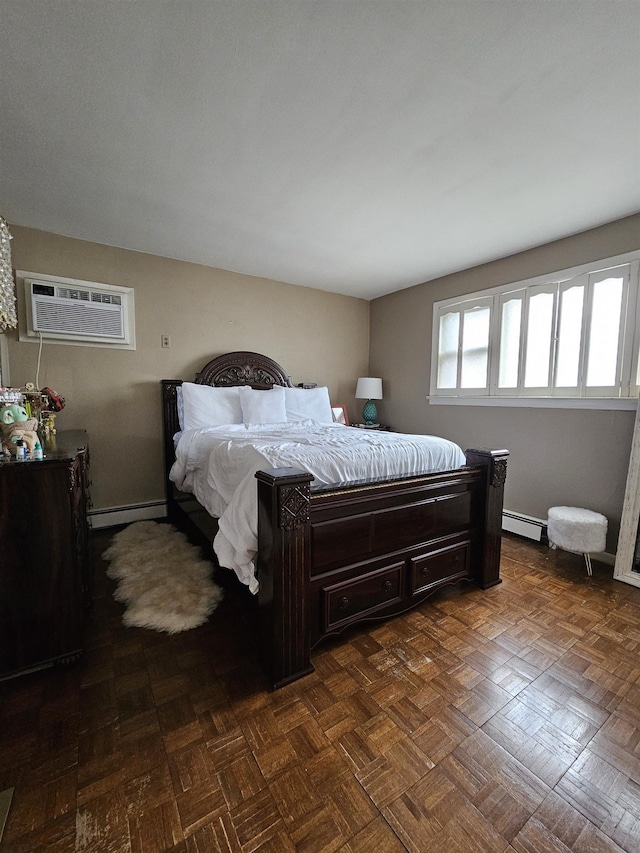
top-left (362, 399), bottom-right (378, 425)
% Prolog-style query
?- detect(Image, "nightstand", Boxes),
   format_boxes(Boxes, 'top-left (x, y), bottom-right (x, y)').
top-left (351, 423), bottom-right (391, 431)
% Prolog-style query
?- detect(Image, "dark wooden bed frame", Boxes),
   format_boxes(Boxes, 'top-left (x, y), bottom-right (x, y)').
top-left (162, 351), bottom-right (508, 689)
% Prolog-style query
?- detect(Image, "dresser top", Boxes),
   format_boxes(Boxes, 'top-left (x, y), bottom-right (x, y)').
top-left (1, 429), bottom-right (88, 466)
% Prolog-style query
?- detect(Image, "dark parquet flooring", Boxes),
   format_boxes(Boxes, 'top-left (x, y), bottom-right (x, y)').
top-left (2, 529), bottom-right (640, 852)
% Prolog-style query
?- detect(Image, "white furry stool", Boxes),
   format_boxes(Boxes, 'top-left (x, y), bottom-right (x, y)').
top-left (547, 506), bottom-right (607, 576)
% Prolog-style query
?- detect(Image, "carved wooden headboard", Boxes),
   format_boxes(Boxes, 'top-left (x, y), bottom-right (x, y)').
top-left (194, 351), bottom-right (294, 389)
top-left (161, 351), bottom-right (294, 502)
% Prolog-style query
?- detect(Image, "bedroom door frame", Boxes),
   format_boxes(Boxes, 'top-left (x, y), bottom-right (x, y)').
top-left (614, 401), bottom-right (640, 588)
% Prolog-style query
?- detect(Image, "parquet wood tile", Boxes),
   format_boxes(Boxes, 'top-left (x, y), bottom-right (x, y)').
top-left (252, 735), bottom-right (300, 782)
top-left (288, 718), bottom-right (338, 762)
top-left (588, 712), bottom-right (640, 784)
top-left (512, 790), bottom-right (628, 853)
top-left (207, 730), bottom-right (254, 772)
top-left (355, 734), bottom-right (435, 809)
top-left (442, 729), bottom-right (550, 839)
top-left (354, 710), bottom-right (405, 755)
top-left (384, 694), bottom-right (432, 734)
top-left (124, 763), bottom-right (176, 820)
top-left (274, 691), bottom-right (314, 730)
top-left (336, 815), bottom-right (407, 852)
top-left (3, 531), bottom-right (640, 851)
top-left (325, 772), bottom-right (380, 837)
top-left (451, 674), bottom-right (513, 726)
top-left (169, 740), bottom-right (218, 797)
top-left (617, 683), bottom-right (640, 725)
top-left (4, 770), bottom-right (77, 838)
top-left (555, 747), bottom-right (640, 839)
top-left (287, 800), bottom-right (346, 853)
top-left (128, 798), bottom-right (183, 853)
top-left (481, 699), bottom-right (579, 788)
top-left (175, 783), bottom-right (228, 837)
top-left (74, 787), bottom-right (133, 853)
top-left (383, 766), bottom-right (511, 852)
top-left (411, 702), bottom-right (478, 765)
top-left (201, 704), bottom-right (244, 739)
top-left (4, 810), bottom-right (78, 853)
top-left (217, 754), bottom-right (268, 811)
top-left (337, 728), bottom-right (382, 775)
top-left (27, 745), bottom-right (80, 791)
top-left (268, 765), bottom-right (322, 826)
top-left (79, 680), bottom-right (119, 734)
top-left (173, 815), bottom-right (241, 852)
top-left (226, 786), bottom-right (284, 850)
top-left (291, 747), bottom-right (347, 799)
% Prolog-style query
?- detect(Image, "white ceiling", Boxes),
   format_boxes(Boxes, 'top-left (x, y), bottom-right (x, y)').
top-left (1, 1), bottom-right (638, 300)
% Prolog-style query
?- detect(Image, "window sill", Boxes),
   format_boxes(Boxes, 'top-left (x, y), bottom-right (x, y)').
top-left (428, 396), bottom-right (638, 411)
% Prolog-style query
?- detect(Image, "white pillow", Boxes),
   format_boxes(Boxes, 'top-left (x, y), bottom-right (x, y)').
top-left (176, 385), bottom-right (185, 430)
top-left (239, 386), bottom-right (287, 424)
top-left (284, 386), bottom-right (334, 423)
top-left (181, 382), bottom-right (243, 430)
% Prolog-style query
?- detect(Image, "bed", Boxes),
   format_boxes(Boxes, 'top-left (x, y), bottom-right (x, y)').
top-left (162, 351), bottom-right (508, 689)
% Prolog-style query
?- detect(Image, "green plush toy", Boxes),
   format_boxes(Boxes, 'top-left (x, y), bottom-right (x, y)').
top-left (0, 404), bottom-right (39, 455)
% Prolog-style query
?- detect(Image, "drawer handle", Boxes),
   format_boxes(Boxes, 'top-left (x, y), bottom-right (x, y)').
top-left (421, 552), bottom-right (464, 577)
top-left (383, 580), bottom-right (393, 593)
top-left (338, 596), bottom-right (350, 610)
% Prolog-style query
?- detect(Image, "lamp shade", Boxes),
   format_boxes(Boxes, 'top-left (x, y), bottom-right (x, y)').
top-left (355, 377), bottom-right (383, 400)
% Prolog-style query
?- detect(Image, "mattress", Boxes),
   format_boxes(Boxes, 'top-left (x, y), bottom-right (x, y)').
top-left (170, 421), bottom-right (466, 593)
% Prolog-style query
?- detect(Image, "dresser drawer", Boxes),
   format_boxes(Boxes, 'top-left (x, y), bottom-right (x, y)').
top-left (322, 562), bottom-right (404, 632)
top-left (410, 541), bottom-right (470, 596)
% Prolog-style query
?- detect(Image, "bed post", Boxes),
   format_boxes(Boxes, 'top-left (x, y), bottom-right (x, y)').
top-left (255, 467), bottom-right (315, 689)
top-left (161, 379), bottom-right (182, 524)
top-left (465, 448), bottom-right (509, 589)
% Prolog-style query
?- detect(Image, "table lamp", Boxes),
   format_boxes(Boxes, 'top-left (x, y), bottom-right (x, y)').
top-left (355, 377), bottom-right (383, 425)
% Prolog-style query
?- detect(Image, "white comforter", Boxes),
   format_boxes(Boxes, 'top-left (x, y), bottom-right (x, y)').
top-left (170, 421), bottom-right (466, 593)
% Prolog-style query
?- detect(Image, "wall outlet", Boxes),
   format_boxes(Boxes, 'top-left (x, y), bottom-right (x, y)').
top-left (161, 334), bottom-right (171, 348)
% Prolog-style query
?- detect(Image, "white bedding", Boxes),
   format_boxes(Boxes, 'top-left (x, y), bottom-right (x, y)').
top-left (170, 421), bottom-right (466, 593)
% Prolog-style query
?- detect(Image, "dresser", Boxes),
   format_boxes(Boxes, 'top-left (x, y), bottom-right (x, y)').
top-left (0, 430), bottom-right (91, 679)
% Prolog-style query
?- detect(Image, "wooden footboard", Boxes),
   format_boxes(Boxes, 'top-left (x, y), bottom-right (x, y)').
top-left (256, 449), bottom-right (508, 689)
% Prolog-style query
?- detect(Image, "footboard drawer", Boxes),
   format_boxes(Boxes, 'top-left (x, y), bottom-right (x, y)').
top-left (322, 562), bottom-right (404, 632)
top-left (410, 541), bottom-right (470, 596)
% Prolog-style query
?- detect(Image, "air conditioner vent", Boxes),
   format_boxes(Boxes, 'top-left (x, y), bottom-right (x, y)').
top-left (58, 287), bottom-right (90, 301)
top-left (33, 299), bottom-right (124, 338)
top-left (18, 272), bottom-right (135, 350)
top-left (91, 292), bottom-right (121, 306)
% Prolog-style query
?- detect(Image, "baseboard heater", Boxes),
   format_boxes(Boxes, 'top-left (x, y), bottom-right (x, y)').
top-left (90, 500), bottom-right (167, 529)
top-left (502, 509), bottom-right (547, 543)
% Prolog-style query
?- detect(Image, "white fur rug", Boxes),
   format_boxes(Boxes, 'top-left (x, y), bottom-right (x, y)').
top-left (103, 521), bottom-right (223, 633)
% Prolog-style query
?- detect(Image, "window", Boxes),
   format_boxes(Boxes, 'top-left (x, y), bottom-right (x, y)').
top-left (436, 297), bottom-right (492, 393)
top-left (431, 253), bottom-right (640, 405)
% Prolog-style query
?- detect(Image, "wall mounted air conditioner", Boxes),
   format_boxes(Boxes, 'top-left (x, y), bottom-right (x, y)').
top-left (18, 272), bottom-right (136, 349)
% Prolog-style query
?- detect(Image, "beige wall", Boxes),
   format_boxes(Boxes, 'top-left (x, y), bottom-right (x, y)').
top-left (370, 214), bottom-right (640, 551)
top-left (6, 225), bottom-right (370, 514)
top-left (8, 216), bottom-right (639, 548)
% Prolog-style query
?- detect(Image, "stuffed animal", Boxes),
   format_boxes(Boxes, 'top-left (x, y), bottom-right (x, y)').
top-left (0, 403), bottom-right (39, 454)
